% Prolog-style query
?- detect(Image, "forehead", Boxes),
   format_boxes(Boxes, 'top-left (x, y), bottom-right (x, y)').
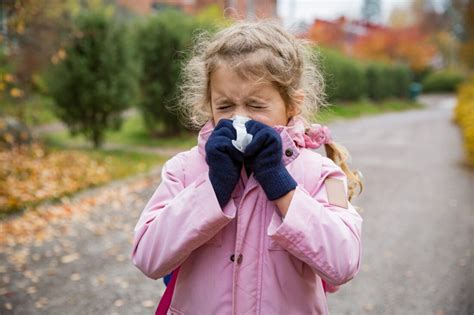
top-left (210, 63), bottom-right (278, 100)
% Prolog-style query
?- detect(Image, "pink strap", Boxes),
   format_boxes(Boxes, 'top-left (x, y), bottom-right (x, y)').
top-left (155, 267), bottom-right (180, 315)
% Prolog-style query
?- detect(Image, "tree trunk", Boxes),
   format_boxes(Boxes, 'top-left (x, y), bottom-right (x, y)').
top-left (92, 130), bottom-right (103, 149)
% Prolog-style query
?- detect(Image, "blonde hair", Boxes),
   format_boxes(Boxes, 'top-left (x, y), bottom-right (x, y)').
top-left (173, 19), bottom-right (363, 200)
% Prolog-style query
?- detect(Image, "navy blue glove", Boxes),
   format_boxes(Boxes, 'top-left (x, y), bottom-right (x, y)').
top-left (244, 120), bottom-right (297, 201)
top-left (205, 119), bottom-right (244, 208)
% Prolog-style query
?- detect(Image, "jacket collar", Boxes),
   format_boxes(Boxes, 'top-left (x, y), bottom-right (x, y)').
top-left (197, 116), bottom-right (309, 166)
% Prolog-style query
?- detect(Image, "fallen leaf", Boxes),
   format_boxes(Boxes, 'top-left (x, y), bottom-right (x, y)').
top-left (34, 297), bottom-right (48, 309)
top-left (61, 253), bottom-right (79, 264)
top-left (70, 273), bottom-right (81, 281)
top-left (114, 299), bottom-right (124, 307)
top-left (26, 286), bottom-right (37, 294)
top-left (142, 300), bottom-right (155, 308)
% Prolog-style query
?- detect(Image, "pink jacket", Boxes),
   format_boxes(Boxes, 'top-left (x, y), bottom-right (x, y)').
top-left (131, 117), bottom-right (363, 314)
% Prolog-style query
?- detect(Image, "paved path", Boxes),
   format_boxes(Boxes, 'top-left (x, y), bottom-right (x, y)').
top-left (327, 95), bottom-right (473, 315)
top-left (1, 95), bottom-right (472, 314)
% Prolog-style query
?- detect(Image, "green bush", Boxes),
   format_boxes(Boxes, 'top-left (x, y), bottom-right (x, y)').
top-left (319, 48), bottom-right (367, 101)
top-left (391, 64), bottom-right (412, 98)
top-left (367, 62), bottom-right (412, 100)
top-left (366, 62), bottom-right (401, 101)
top-left (46, 9), bottom-right (139, 148)
top-left (134, 10), bottom-right (215, 136)
top-left (422, 69), bottom-right (465, 92)
top-left (318, 48), bottom-right (412, 102)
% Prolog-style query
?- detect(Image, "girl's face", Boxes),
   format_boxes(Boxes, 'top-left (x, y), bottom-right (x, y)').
top-left (210, 63), bottom-right (300, 127)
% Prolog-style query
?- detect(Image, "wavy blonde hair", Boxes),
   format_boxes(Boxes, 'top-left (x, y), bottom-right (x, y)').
top-left (172, 19), bottom-right (363, 201)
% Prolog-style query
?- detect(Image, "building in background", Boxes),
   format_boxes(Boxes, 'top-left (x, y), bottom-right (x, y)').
top-left (117, 0), bottom-right (277, 20)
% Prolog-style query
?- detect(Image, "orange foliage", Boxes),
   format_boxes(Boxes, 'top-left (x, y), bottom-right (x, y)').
top-left (307, 17), bottom-right (346, 50)
top-left (353, 25), bottom-right (437, 71)
top-left (307, 17), bottom-right (437, 71)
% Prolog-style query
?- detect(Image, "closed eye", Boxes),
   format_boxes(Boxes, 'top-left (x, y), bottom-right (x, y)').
top-left (216, 103), bottom-right (233, 110)
top-left (248, 102), bottom-right (266, 109)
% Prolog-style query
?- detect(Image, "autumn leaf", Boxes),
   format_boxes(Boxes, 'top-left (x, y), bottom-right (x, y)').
top-left (60, 253), bottom-right (79, 264)
top-left (142, 300), bottom-right (155, 308)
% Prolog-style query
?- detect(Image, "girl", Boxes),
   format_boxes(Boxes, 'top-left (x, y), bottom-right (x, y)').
top-left (131, 20), bottom-right (364, 315)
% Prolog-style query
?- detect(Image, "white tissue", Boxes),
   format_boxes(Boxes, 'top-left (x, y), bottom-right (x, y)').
top-left (231, 115), bottom-right (253, 153)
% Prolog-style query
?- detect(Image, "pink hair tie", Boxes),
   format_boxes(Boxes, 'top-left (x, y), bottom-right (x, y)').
top-left (303, 124), bottom-right (332, 149)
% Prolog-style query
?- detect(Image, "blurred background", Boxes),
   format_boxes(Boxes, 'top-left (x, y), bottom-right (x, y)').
top-left (0, 0), bottom-right (472, 314)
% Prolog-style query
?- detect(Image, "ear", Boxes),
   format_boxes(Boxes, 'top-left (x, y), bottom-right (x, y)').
top-left (287, 89), bottom-right (304, 117)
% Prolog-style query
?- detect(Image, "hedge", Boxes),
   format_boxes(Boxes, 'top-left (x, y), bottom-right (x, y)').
top-left (318, 48), bottom-right (412, 102)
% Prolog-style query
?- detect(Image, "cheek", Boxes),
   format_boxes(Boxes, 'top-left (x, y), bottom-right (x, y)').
top-left (250, 114), bottom-right (273, 126)
top-left (257, 103), bottom-right (289, 126)
top-left (213, 113), bottom-right (233, 126)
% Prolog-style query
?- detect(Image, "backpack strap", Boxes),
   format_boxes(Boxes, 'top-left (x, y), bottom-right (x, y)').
top-left (155, 267), bottom-right (180, 315)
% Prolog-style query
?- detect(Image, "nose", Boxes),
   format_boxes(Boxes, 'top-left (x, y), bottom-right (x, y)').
top-left (232, 106), bottom-right (251, 120)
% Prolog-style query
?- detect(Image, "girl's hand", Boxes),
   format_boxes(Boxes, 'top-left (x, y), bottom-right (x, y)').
top-left (205, 119), bottom-right (244, 208)
top-left (244, 120), bottom-right (297, 201)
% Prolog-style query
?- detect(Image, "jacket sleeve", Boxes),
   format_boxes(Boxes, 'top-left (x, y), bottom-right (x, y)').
top-left (131, 152), bottom-right (237, 280)
top-left (267, 156), bottom-right (363, 286)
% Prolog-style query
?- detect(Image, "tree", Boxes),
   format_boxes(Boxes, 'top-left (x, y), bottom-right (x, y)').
top-left (459, 0), bottom-right (474, 68)
top-left (46, 9), bottom-right (139, 148)
top-left (134, 9), bottom-right (216, 137)
top-left (353, 25), bottom-right (437, 71)
top-left (1, 0), bottom-right (80, 92)
top-left (389, 6), bottom-right (417, 28)
top-left (307, 17), bottom-right (346, 51)
top-left (408, 0), bottom-right (465, 69)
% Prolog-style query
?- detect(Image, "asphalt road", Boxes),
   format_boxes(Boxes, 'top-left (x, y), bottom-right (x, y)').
top-left (1, 94), bottom-right (472, 315)
top-left (327, 95), bottom-right (473, 315)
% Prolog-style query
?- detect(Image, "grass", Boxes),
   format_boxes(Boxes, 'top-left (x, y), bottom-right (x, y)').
top-left (315, 99), bottom-right (424, 124)
top-left (0, 142), bottom-right (167, 219)
top-left (0, 94), bottom-right (59, 127)
top-left (43, 114), bottom-right (197, 149)
top-left (105, 114), bottom-right (198, 148)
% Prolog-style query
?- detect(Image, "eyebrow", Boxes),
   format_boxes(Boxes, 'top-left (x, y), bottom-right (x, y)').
top-left (212, 83), bottom-right (271, 102)
top-left (214, 94), bottom-right (269, 103)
